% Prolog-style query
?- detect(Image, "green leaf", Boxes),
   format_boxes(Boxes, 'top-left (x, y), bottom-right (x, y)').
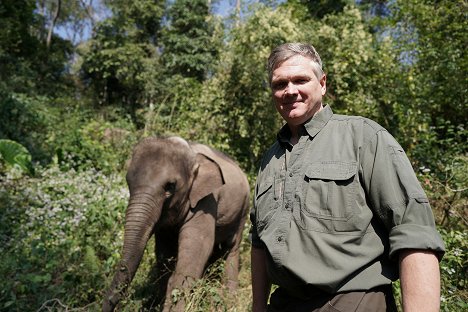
top-left (0, 139), bottom-right (34, 175)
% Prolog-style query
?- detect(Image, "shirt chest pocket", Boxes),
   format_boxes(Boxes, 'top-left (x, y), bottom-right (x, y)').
top-left (255, 177), bottom-right (280, 231)
top-left (298, 162), bottom-right (358, 231)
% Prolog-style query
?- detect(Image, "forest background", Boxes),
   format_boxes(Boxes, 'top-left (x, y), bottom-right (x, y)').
top-left (0, 0), bottom-right (466, 311)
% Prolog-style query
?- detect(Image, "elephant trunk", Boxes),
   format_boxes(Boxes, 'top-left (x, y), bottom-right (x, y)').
top-left (103, 192), bottom-right (163, 312)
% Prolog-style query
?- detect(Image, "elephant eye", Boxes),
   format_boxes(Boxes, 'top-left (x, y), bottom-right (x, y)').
top-left (164, 182), bottom-right (176, 197)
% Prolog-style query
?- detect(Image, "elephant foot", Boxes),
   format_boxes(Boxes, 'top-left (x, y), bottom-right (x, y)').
top-left (162, 273), bottom-right (198, 312)
top-left (162, 291), bottom-right (186, 312)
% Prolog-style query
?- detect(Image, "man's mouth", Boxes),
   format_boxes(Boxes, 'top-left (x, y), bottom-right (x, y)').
top-left (283, 101), bottom-right (301, 106)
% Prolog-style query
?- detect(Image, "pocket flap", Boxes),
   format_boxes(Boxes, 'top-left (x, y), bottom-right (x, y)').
top-left (306, 161), bottom-right (357, 180)
top-left (413, 195), bottom-right (429, 203)
top-left (256, 177), bottom-right (273, 199)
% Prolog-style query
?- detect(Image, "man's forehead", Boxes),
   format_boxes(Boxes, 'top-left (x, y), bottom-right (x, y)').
top-left (272, 63), bottom-right (316, 79)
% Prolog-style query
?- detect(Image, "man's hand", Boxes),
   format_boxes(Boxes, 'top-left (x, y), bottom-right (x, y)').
top-left (399, 249), bottom-right (441, 312)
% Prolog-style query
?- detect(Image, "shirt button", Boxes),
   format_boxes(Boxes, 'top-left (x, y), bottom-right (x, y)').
top-left (289, 172), bottom-right (293, 177)
top-left (277, 236), bottom-right (283, 242)
top-left (285, 203), bottom-right (289, 209)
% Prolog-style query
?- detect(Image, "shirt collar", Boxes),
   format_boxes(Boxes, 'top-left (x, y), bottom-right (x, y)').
top-left (304, 104), bottom-right (333, 138)
top-left (277, 104), bottom-right (333, 147)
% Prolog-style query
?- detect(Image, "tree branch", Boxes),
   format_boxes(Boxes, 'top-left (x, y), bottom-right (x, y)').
top-left (46, 0), bottom-right (62, 48)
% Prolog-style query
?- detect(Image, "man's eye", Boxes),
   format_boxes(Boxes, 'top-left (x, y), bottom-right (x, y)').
top-left (272, 82), bottom-right (287, 90)
top-left (295, 79), bottom-right (309, 84)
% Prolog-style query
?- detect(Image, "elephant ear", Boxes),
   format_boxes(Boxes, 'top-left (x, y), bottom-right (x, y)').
top-left (189, 153), bottom-right (225, 208)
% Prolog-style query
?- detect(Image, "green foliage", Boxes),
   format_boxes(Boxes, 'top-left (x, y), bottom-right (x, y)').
top-left (378, 0), bottom-right (467, 161)
top-left (0, 88), bottom-right (136, 173)
top-left (0, 139), bottom-right (34, 175)
top-left (0, 0), bottom-right (38, 92)
top-left (286, 0), bottom-right (352, 18)
top-left (36, 0), bottom-right (99, 45)
top-left (80, 21), bottom-right (157, 112)
top-left (160, 0), bottom-right (221, 81)
top-left (108, 0), bottom-right (165, 43)
top-left (439, 229), bottom-right (468, 311)
top-left (80, 0), bottom-right (165, 114)
top-left (0, 164), bottom-right (128, 310)
top-left (0, 0), bottom-right (73, 96)
top-left (418, 154), bottom-right (467, 231)
top-left (390, 0), bottom-right (467, 127)
top-left (0, 89), bottom-right (59, 163)
top-left (48, 106), bottom-right (137, 174)
top-left (139, 75), bottom-right (204, 138)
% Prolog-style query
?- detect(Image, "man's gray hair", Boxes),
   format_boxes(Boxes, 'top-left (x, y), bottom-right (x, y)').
top-left (267, 43), bottom-right (324, 83)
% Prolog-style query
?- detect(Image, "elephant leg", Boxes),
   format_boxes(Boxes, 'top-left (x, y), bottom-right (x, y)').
top-left (224, 221), bottom-right (245, 292)
top-left (163, 197), bottom-right (217, 312)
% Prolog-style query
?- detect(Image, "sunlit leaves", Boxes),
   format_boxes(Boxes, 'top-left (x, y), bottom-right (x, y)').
top-left (0, 164), bottom-right (128, 308)
top-left (160, 0), bottom-right (221, 81)
top-left (0, 139), bottom-right (34, 175)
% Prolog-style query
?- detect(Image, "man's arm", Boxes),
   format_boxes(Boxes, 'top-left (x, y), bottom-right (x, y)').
top-left (251, 246), bottom-right (271, 312)
top-left (399, 249), bottom-right (441, 312)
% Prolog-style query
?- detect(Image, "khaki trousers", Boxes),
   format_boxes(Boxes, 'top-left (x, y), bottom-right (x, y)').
top-left (267, 285), bottom-right (398, 312)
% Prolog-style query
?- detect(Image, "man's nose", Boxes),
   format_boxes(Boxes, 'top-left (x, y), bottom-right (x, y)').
top-left (284, 82), bottom-right (298, 95)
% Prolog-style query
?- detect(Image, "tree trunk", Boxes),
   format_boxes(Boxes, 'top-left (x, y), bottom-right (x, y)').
top-left (46, 0), bottom-right (61, 48)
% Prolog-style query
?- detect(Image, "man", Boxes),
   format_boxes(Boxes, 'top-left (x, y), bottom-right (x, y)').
top-left (250, 43), bottom-right (445, 312)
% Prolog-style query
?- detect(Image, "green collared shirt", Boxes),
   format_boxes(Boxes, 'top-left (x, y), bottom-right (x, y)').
top-left (251, 105), bottom-right (445, 297)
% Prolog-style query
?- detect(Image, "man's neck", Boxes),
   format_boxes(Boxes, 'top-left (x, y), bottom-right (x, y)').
top-left (289, 126), bottom-right (300, 145)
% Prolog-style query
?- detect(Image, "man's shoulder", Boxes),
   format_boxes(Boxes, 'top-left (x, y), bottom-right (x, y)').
top-left (330, 112), bottom-right (386, 134)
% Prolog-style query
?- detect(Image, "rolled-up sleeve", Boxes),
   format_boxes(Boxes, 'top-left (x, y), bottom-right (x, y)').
top-left (360, 129), bottom-right (445, 260)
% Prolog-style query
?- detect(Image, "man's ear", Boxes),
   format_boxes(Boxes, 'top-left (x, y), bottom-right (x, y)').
top-left (189, 153), bottom-right (225, 208)
top-left (320, 73), bottom-right (327, 95)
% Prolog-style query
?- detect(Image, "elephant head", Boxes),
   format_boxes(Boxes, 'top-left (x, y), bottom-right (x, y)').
top-left (102, 136), bottom-right (225, 311)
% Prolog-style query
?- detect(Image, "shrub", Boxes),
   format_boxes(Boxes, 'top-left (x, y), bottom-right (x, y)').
top-left (0, 90), bottom-right (58, 163)
top-left (0, 164), bottom-right (128, 310)
top-left (49, 106), bottom-right (138, 174)
top-left (439, 229), bottom-right (468, 311)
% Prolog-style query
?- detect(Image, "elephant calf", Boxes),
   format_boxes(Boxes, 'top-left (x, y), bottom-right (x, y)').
top-left (102, 136), bottom-right (250, 312)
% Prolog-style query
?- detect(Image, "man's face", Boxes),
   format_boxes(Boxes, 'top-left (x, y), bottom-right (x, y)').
top-left (271, 55), bottom-right (326, 127)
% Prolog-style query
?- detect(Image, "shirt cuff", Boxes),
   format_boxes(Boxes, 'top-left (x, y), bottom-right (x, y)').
top-left (389, 224), bottom-right (445, 260)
